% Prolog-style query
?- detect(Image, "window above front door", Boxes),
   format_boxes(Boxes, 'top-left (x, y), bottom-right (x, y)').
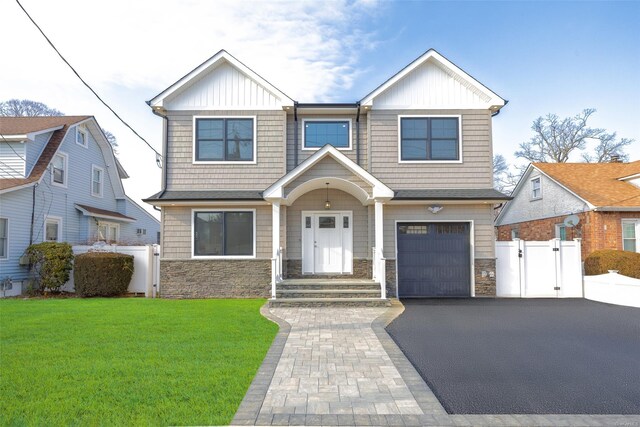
top-left (303, 119), bottom-right (352, 150)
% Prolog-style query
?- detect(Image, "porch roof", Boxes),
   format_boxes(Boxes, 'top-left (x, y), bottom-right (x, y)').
top-left (393, 189), bottom-right (511, 201)
top-left (143, 190), bottom-right (264, 204)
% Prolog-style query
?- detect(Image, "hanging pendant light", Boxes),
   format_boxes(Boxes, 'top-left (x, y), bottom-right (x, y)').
top-left (324, 182), bottom-right (331, 209)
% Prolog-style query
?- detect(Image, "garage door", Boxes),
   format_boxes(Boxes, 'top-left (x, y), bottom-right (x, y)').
top-left (397, 222), bottom-right (471, 297)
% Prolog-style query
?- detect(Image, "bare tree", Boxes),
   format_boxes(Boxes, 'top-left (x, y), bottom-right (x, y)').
top-left (581, 132), bottom-right (631, 163)
top-left (493, 154), bottom-right (519, 194)
top-left (0, 99), bottom-right (63, 117)
top-left (101, 128), bottom-right (118, 153)
top-left (515, 108), bottom-right (632, 163)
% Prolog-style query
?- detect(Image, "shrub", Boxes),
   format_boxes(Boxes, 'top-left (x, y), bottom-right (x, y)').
top-left (584, 249), bottom-right (640, 279)
top-left (26, 242), bottom-right (74, 293)
top-left (74, 252), bottom-right (134, 297)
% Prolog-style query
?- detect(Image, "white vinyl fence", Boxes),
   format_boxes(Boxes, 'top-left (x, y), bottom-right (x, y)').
top-left (64, 244), bottom-right (161, 297)
top-left (584, 272), bottom-right (640, 308)
top-left (496, 239), bottom-right (583, 298)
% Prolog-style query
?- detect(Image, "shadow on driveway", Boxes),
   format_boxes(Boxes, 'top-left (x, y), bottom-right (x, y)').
top-left (386, 298), bottom-right (640, 414)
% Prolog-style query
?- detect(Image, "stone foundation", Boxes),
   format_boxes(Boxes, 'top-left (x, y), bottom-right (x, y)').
top-left (385, 259), bottom-right (397, 298)
top-left (474, 259), bottom-right (496, 296)
top-left (284, 259), bottom-right (372, 279)
top-left (160, 259), bottom-right (271, 298)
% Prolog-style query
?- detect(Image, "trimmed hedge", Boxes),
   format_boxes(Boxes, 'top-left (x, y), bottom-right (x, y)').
top-left (74, 252), bottom-right (134, 297)
top-left (26, 242), bottom-right (74, 293)
top-left (584, 249), bottom-right (640, 279)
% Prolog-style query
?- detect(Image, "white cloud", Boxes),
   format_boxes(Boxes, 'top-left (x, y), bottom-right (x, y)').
top-left (0, 0), bottom-right (385, 217)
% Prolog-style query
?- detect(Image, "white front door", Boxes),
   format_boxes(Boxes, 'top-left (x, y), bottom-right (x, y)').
top-left (302, 211), bottom-right (353, 274)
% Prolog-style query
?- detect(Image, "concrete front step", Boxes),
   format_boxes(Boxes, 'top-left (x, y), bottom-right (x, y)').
top-left (276, 289), bottom-right (381, 299)
top-left (269, 297), bottom-right (391, 307)
top-left (278, 279), bottom-right (380, 291)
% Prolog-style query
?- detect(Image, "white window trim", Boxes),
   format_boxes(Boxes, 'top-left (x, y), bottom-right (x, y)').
top-left (0, 217), bottom-right (8, 260)
top-left (44, 216), bottom-right (63, 242)
top-left (555, 223), bottom-right (567, 241)
top-left (530, 176), bottom-right (542, 200)
top-left (621, 218), bottom-right (639, 253)
top-left (91, 164), bottom-right (104, 198)
top-left (301, 118), bottom-right (353, 151)
top-left (192, 116), bottom-right (257, 165)
top-left (397, 115), bottom-right (463, 164)
top-left (76, 126), bottom-right (88, 148)
top-left (51, 151), bottom-right (68, 188)
top-left (191, 208), bottom-right (257, 259)
top-left (97, 221), bottom-right (120, 242)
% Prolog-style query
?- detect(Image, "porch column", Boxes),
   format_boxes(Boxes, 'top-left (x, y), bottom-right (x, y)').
top-left (374, 199), bottom-right (386, 299)
top-left (271, 201), bottom-right (280, 299)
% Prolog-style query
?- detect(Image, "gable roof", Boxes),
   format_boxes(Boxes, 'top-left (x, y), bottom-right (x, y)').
top-left (147, 50), bottom-right (294, 109)
top-left (263, 144), bottom-right (394, 203)
top-left (533, 161), bottom-right (640, 209)
top-left (0, 116), bottom-right (90, 192)
top-left (360, 49), bottom-right (506, 110)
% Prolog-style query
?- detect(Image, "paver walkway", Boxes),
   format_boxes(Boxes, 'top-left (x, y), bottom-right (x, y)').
top-left (232, 303), bottom-right (640, 426)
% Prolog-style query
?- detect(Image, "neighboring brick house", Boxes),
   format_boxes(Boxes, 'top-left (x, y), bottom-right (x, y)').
top-left (144, 49), bottom-right (510, 300)
top-left (496, 161), bottom-right (640, 260)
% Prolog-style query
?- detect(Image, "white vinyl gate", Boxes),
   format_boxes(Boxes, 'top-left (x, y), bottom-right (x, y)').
top-left (496, 239), bottom-right (583, 298)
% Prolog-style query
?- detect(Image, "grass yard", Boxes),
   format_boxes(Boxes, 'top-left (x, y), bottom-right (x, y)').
top-left (0, 298), bottom-right (278, 426)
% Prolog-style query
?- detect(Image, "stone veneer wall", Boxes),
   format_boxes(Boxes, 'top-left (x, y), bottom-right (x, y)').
top-left (160, 259), bottom-right (271, 298)
top-left (284, 259), bottom-right (372, 279)
top-left (474, 259), bottom-right (496, 296)
top-left (385, 259), bottom-right (397, 298)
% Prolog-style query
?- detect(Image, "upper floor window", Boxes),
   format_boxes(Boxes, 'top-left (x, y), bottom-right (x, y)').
top-left (76, 127), bottom-right (88, 147)
top-left (303, 120), bottom-right (351, 150)
top-left (0, 218), bottom-right (7, 259)
top-left (622, 220), bottom-right (639, 252)
top-left (92, 165), bottom-right (104, 197)
top-left (194, 117), bottom-right (255, 162)
top-left (51, 152), bottom-right (68, 187)
top-left (399, 116), bottom-right (460, 162)
top-left (531, 177), bottom-right (542, 200)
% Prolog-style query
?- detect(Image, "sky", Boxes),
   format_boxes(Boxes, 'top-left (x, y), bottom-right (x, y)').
top-left (1, 0), bottom-right (639, 218)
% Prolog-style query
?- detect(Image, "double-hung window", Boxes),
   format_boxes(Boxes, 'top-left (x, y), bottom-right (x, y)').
top-left (92, 165), bottom-right (103, 197)
top-left (51, 152), bottom-right (67, 187)
top-left (531, 177), bottom-right (542, 199)
top-left (399, 116), bottom-right (460, 161)
top-left (193, 210), bottom-right (254, 257)
top-left (0, 218), bottom-right (7, 259)
top-left (194, 117), bottom-right (255, 162)
top-left (303, 120), bottom-right (351, 150)
top-left (622, 220), bottom-right (639, 252)
top-left (45, 216), bottom-right (62, 242)
top-left (97, 222), bottom-right (119, 243)
top-left (76, 127), bottom-right (87, 147)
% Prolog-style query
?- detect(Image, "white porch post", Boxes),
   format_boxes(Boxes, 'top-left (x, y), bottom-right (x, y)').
top-left (374, 199), bottom-right (386, 299)
top-left (271, 201), bottom-right (280, 299)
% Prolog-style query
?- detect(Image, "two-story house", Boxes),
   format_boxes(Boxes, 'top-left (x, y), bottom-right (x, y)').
top-left (144, 49), bottom-right (509, 302)
top-left (0, 116), bottom-right (160, 295)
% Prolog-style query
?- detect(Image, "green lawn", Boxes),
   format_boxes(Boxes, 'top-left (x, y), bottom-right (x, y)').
top-left (0, 298), bottom-right (277, 426)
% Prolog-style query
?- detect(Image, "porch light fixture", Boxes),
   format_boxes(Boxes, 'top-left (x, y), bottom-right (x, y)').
top-left (428, 205), bottom-right (443, 214)
top-left (324, 183), bottom-right (331, 210)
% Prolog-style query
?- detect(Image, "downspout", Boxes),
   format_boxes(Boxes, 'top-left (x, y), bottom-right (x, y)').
top-left (151, 108), bottom-right (168, 212)
top-left (293, 101), bottom-right (299, 167)
top-left (29, 184), bottom-right (37, 245)
top-left (356, 102), bottom-right (361, 166)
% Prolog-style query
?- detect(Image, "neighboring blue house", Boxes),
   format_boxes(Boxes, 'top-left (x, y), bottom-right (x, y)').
top-left (0, 116), bottom-right (160, 294)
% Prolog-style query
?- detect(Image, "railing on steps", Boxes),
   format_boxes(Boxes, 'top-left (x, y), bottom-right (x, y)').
top-left (271, 247), bottom-right (284, 299)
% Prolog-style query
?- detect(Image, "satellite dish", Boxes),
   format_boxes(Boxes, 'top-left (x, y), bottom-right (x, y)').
top-left (563, 214), bottom-right (580, 227)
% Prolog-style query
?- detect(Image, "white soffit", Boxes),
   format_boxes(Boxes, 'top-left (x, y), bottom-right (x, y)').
top-left (149, 50), bottom-right (294, 110)
top-left (360, 49), bottom-right (506, 110)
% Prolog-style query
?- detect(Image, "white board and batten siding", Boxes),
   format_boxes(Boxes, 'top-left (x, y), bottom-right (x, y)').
top-left (496, 239), bottom-right (583, 298)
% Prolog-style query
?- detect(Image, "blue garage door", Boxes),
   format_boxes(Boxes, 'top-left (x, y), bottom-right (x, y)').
top-left (397, 222), bottom-right (471, 297)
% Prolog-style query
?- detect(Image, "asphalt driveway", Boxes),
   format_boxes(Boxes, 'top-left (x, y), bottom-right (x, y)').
top-left (386, 298), bottom-right (640, 414)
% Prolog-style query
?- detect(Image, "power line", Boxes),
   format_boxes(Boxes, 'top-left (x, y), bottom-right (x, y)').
top-left (0, 133), bottom-right (27, 162)
top-left (15, 0), bottom-right (163, 164)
